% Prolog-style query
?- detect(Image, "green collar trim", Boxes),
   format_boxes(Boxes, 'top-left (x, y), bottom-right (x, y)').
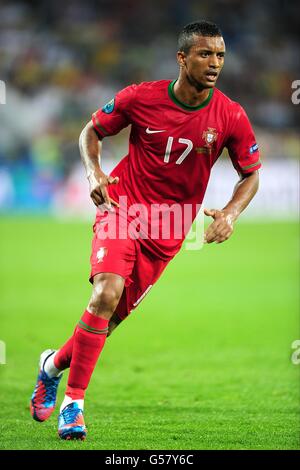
top-left (168, 79), bottom-right (214, 111)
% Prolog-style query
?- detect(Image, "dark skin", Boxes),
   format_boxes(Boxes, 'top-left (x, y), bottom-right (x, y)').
top-left (78, 33), bottom-right (259, 335)
top-left (175, 35), bottom-right (226, 103)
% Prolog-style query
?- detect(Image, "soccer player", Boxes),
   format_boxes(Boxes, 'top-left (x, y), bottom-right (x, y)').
top-left (30, 20), bottom-right (260, 440)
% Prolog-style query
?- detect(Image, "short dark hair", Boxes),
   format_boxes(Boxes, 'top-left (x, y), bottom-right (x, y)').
top-left (178, 21), bottom-right (222, 54)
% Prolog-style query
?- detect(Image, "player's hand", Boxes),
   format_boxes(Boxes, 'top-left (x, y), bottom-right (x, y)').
top-left (88, 170), bottom-right (119, 209)
top-left (204, 208), bottom-right (234, 244)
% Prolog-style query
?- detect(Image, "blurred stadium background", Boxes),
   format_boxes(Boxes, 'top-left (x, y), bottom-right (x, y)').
top-left (0, 0), bottom-right (299, 450)
top-left (0, 0), bottom-right (299, 217)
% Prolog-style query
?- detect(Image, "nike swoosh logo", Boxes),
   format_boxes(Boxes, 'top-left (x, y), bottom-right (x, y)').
top-left (146, 127), bottom-right (166, 134)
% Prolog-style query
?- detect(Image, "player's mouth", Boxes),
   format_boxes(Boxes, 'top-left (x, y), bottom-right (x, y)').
top-left (205, 71), bottom-right (218, 82)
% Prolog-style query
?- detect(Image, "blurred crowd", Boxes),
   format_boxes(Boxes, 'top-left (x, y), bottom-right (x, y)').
top-left (0, 0), bottom-right (299, 213)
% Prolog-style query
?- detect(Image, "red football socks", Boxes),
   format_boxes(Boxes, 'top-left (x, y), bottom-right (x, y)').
top-left (65, 310), bottom-right (109, 400)
top-left (54, 328), bottom-right (77, 371)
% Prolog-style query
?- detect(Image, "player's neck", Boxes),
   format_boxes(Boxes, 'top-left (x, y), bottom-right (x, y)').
top-left (174, 77), bottom-right (211, 107)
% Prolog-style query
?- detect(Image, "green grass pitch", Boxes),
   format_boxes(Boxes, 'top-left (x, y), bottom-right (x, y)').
top-left (0, 216), bottom-right (299, 450)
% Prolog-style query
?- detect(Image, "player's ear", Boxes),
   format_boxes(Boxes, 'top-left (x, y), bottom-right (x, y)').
top-left (177, 51), bottom-right (186, 68)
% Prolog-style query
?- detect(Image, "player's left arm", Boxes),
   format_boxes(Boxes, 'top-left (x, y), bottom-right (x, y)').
top-left (205, 103), bottom-right (261, 244)
top-left (204, 170), bottom-right (259, 244)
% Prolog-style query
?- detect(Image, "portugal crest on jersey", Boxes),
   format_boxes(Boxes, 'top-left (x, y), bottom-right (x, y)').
top-left (202, 127), bottom-right (218, 146)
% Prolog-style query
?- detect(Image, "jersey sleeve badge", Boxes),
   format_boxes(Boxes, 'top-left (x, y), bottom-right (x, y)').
top-left (249, 143), bottom-right (259, 154)
top-left (102, 98), bottom-right (115, 114)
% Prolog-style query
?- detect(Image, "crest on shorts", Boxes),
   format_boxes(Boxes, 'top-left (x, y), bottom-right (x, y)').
top-left (96, 247), bottom-right (108, 263)
top-left (202, 127), bottom-right (218, 146)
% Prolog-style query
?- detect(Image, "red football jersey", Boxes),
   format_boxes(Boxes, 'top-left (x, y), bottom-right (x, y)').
top-left (92, 79), bottom-right (261, 259)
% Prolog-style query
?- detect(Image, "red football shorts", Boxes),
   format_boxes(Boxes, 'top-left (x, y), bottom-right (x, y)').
top-left (90, 210), bottom-right (172, 320)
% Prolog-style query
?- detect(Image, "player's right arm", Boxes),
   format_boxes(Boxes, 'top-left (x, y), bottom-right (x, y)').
top-left (79, 85), bottom-right (136, 208)
top-left (79, 122), bottom-right (119, 209)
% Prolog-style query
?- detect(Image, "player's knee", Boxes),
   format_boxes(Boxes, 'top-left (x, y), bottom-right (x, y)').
top-left (88, 286), bottom-right (121, 318)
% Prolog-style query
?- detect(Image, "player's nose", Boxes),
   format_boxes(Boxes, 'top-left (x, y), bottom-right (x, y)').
top-left (208, 54), bottom-right (219, 68)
